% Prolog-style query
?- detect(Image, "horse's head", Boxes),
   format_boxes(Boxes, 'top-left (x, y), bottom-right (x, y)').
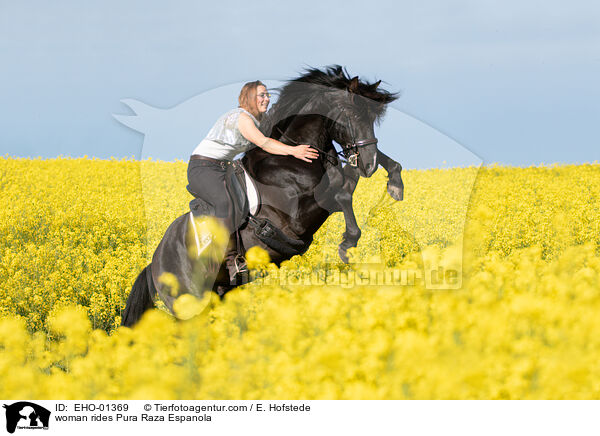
top-left (327, 73), bottom-right (398, 177)
top-left (260, 65), bottom-right (398, 176)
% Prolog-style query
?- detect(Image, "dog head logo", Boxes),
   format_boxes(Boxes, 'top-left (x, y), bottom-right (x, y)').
top-left (3, 402), bottom-right (50, 433)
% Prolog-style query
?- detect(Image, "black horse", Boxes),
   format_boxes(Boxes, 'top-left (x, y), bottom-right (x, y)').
top-left (121, 65), bottom-right (403, 327)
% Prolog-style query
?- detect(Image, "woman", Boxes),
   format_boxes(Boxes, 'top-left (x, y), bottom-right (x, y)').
top-left (188, 80), bottom-right (318, 284)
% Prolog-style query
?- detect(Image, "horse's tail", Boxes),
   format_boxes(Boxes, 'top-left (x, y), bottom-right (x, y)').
top-left (121, 264), bottom-right (155, 328)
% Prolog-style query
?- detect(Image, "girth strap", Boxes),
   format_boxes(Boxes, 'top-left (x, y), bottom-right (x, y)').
top-left (246, 214), bottom-right (310, 257)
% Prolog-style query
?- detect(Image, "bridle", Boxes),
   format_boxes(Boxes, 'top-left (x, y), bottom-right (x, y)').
top-left (274, 106), bottom-right (378, 168)
top-left (336, 106), bottom-right (378, 167)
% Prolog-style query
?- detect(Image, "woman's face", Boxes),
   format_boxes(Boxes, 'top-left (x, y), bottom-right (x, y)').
top-left (256, 85), bottom-right (270, 113)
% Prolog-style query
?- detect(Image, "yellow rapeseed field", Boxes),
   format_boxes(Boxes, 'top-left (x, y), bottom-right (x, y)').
top-left (0, 157), bottom-right (599, 399)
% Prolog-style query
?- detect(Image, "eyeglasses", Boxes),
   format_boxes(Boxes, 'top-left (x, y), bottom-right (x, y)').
top-left (257, 93), bottom-right (271, 99)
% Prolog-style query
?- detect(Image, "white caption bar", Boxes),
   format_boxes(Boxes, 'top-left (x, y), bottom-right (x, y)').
top-left (0, 400), bottom-right (597, 435)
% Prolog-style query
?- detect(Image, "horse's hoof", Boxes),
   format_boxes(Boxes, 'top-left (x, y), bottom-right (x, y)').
top-left (338, 246), bottom-right (350, 264)
top-left (387, 182), bottom-right (404, 201)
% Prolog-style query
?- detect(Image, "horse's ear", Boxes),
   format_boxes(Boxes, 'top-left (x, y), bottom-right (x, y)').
top-left (348, 76), bottom-right (359, 93)
top-left (372, 80), bottom-right (381, 89)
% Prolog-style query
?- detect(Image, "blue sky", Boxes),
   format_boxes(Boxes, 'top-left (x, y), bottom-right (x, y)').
top-left (1, 0), bottom-right (598, 168)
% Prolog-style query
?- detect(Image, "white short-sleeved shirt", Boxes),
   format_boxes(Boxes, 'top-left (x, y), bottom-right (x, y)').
top-left (192, 108), bottom-right (260, 160)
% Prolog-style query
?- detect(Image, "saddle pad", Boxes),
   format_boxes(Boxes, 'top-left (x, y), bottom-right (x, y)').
top-left (244, 169), bottom-right (259, 215)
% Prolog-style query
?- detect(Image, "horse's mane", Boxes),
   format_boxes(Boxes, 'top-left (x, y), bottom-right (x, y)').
top-left (260, 65), bottom-right (399, 136)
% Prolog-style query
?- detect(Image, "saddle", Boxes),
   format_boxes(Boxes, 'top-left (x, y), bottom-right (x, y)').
top-left (186, 160), bottom-right (309, 259)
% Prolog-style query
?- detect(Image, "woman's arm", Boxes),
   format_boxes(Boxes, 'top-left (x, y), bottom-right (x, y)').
top-left (238, 113), bottom-right (319, 162)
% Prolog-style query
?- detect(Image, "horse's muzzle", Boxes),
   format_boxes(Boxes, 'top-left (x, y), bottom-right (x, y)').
top-left (359, 149), bottom-right (378, 177)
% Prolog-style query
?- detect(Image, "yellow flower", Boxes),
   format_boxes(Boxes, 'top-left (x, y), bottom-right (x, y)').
top-left (186, 215), bottom-right (229, 259)
top-left (172, 293), bottom-right (210, 320)
top-left (1, 157), bottom-right (599, 399)
top-left (246, 246), bottom-right (271, 269)
top-left (158, 272), bottom-right (180, 297)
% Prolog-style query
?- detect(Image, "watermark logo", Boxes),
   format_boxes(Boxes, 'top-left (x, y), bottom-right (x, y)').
top-left (114, 77), bottom-right (482, 296)
top-left (3, 402), bottom-right (50, 433)
top-left (250, 265), bottom-right (460, 288)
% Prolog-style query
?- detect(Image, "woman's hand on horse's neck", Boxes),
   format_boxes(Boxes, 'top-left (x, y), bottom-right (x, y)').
top-left (239, 113), bottom-right (318, 161)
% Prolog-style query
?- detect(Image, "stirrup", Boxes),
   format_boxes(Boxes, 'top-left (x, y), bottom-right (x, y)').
top-left (233, 254), bottom-right (248, 273)
top-left (227, 254), bottom-right (248, 285)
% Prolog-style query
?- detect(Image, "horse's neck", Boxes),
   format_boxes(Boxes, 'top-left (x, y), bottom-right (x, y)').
top-left (239, 119), bottom-right (339, 244)
top-left (273, 115), bottom-right (330, 147)
top-left (245, 115), bottom-right (334, 174)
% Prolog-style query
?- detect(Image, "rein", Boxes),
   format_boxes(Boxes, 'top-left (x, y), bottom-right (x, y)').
top-left (273, 106), bottom-right (378, 168)
top-left (274, 125), bottom-right (338, 166)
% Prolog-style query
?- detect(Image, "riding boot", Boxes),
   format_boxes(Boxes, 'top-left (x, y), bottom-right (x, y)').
top-left (224, 236), bottom-right (248, 286)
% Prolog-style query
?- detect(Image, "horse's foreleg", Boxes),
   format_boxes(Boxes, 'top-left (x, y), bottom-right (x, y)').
top-left (335, 165), bottom-right (361, 263)
top-left (377, 151), bottom-right (404, 201)
top-left (315, 162), bottom-right (362, 263)
top-left (335, 150), bottom-right (403, 261)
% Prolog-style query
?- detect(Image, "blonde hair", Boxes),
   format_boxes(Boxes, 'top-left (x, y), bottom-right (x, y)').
top-left (238, 80), bottom-right (266, 120)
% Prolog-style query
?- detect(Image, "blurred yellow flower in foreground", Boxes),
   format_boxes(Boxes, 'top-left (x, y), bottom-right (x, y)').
top-left (172, 294), bottom-right (206, 320)
top-left (246, 246), bottom-right (271, 269)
